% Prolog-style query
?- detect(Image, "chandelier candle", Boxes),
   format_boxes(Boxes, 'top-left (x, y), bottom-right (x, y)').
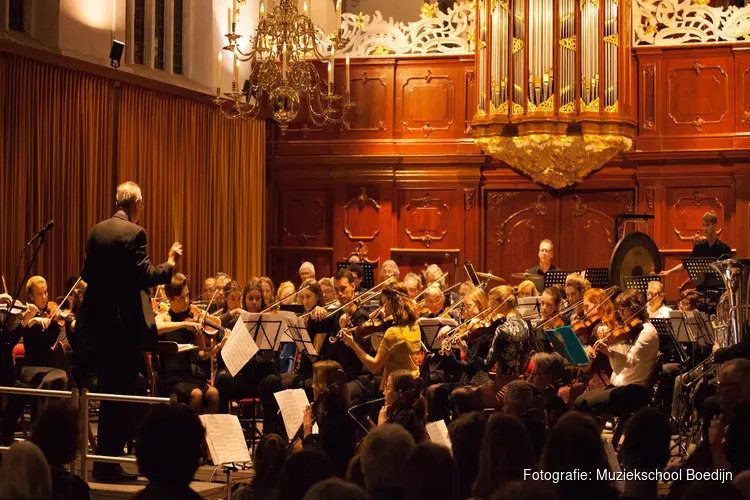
top-left (282, 43), bottom-right (287, 80)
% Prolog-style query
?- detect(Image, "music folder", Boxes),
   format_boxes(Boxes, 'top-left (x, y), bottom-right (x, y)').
top-left (544, 325), bottom-right (589, 367)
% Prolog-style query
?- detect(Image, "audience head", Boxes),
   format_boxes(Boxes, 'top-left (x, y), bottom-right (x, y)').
top-left (360, 424), bottom-right (416, 496)
top-left (31, 401), bottom-right (79, 467)
top-left (302, 478), bottom-right (366, 500)
top-left (0, 441), bottom-right (52, 500)
top-left (473, 414), bottom-right (536, 500)
top-left (136, 403), bottom-right (205, 485)
top-left (279, 449), bottom-right (334, 500)
top-left (503, 381), bottom-right (544, 421)
top-left (251, 434), bottom-right (288, 490)
top-left (517, 280), bottom-right (539, 298)
top-left (299, 262), bottom-right (316, 282)
top-left (448, 412), bottom-right (487, 500)
top-left (404, 443), bottom-right (459, 500)
top-left (380, 260), bottom-right (400, 281)
top-left (718, 358), bottom-right (750, 412)
top-left (620, 407), bottom-right (671, 472)
top-left (345, 456), bottom-right (366, 490)
top-left (527, 352), bottom-right (567, 392)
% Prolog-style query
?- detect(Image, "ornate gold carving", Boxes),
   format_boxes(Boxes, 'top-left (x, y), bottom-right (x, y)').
top-left (645, 65), bottom-right (655, 77)
top-left (491, 100), bottom-right (508, 115)
top-left (608, 192), bottom-right (635, 213)
top-left (673, 190), bottom-right (724, 241)
top-left (645, 185), bottom-right (655, 211)
top-left (512, 102), bottom-right (524, 114)
top-left (464, 188), bottom-right (475, 211)
top-left (644, 119), bottom-right (655, 130)
top-left (668, 64), bottom-right (728, 129)
top-left (571, 195), bottom-right (590, 219)
top-left (559, 35), bottom-right (577, 51)
top-left (560, 100), bottom-right (576, 113)
top-left (343, 241), bottom-right (379, 264)
top-left (423, 69), bottom-right (433, 83)
top-left (692, 191), bottom-right (706, 205)
top-left (538, 94), bottom-right (555, 112)
top-left (581, 97), bottom-right (600, 112)
top-left (512, 38), bottom-right (524, 54)
top-left (742, 111), bottom-right (750, 125)
top-left (603, 33), bottom-right (619, 46)
top-left (496, 195), bottom-right (548, 246)
top-left (487, 191), bottom-right (519, 211)
top-left (475, 134), bottom-right (632, 189)
top-left (693, 60), bottom-right (703, 74)
top-left (422, 123), bottom-right (434, 138)
top-left (693, 116), bottom-right (705, 131)
top-left (604, 101), bottom-right (619, 113)
top-left (420, 2), bottom-right (438, 19)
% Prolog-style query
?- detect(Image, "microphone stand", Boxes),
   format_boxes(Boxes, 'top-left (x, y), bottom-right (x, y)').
top-left (2, 232), bottom-right (49, 335)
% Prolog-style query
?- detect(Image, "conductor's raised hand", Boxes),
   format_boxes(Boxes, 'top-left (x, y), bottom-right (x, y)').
top-left (168, 242), bottom-right (183, 267)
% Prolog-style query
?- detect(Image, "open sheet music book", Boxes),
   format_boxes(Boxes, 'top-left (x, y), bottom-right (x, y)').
top-left (418, 317), bottom-right (458, 351)
top-left (274, 388), bottom-right (311, 441)
top-left (200, 414), bottom-right (252, 466)
top-left (221, 315), bottom-right (260, 377)
top-left (426, 420), bottom-right (452, 453)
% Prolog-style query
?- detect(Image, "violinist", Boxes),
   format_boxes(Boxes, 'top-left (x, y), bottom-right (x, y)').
top-left (259, 277), bottom-right (276, 307)
top-left (574, 290), bottom-right (659, 417)
top-left (276, 280), bottom-right (297, 373)
top-left (558, 288), bottom-right (617, 407)
top-left (2, 276), bottom-right (69, 445)
top-left (340, 282), bottom-right (422, 392)
top-left (214, 279), bottom-right (284, 435)
top-left (530, 287), bottom-right (564, 353)
top-left (318, 278), bottom-right (336, 306)
top-left (403, 273), bottom-right (423, 300)
top-left (281, 280), bottom-right (331, 393)
top-left (421, 285), bottom-right (445, 318)
top-left (517, 280), bottom-right (539, 299)
top-left (155, 273), bottom-right (221, 413)
top-left (318, 269), bottom-right (373, 403)
top-left (563, 273), bottom-right (589, 322)
top-left (217, 281), bottom-right (244, 329)
top-left (458, 280), bottom-right (476, 301)
top-left (450, 285), bottom-right (530, 415)
top-left (646, 281), bottom-right (672, 319)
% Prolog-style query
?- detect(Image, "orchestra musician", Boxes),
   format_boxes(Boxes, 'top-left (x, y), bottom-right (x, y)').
top-left (318, 278), bottom-right (336, 306)
top-left (213, 279), bottom-right (284, 435)
top-left (154, 273), bottom-right (222, 413)
top-left (524, 240), bottom-right (557, 293)
top-left (348, 263), bottom-right (368, 293)
top-left (517, 280), bottom-right (539, 298)
top-left (380, 260), bottom-right (401, 281)
top-left (340, 282), bottom-right (422, 392)
top-left (403, 273), bottom-right (424, 300)
top-left (646, 281), bottom-right (672, 319)
top-left (678, 289), bottom-right (700, 312)
top-left (276, 280), bottom-right (298, 373)
top-left (299, 262), bottom-right (316, 283)
top-left (530, 287), bottom-right (563, 353)
top-left (660, 211), bottom-right (732, 278)
top-left (76, 181), bottom-right (181, 482)
top-left (259, 277), bottom-right (276, 308)
top-left (217, 281), bottom-right (244, 329)
top-left (421, 285), bottom-right (446, 318)
top-left (563, 273), bottom-right (589, 322)
top-left (574, 290), bottom-right (659, 418)
top-left (458, 280), bottom-right (476, 301)
top-left (2, 276), bottom-right (69, 445)
top-left (451, 286), bottom-right (530, 415)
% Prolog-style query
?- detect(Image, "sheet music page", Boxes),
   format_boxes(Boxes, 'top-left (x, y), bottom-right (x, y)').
top-left (274, 388), bottom-right (310, 441)
top-left (258, 313), bottom-right (288, 350)
top-left (200, 414), bottom-right (252, 466)
top-left (426, 420), bottom-right (452, 452)
top-left (220, 314), bottom-right (259, 377)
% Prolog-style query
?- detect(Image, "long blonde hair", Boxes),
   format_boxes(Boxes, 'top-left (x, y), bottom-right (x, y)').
top-left (488, 285), bottom-right (518, 311)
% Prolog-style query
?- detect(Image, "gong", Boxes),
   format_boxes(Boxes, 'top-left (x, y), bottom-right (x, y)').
top-left (608, 231), bottom-right (662, 289)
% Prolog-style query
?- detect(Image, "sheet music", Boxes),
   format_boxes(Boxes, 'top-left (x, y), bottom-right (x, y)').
top-left (244, 312), bottom-right (287, 350)
top-left (418, 318), bottom-right (458, 350)
top-left (221, 314), bottom-right (260, 377)
top-left (200, 414), bottom-right (252, 466)
top-left (518, 297), bottom-right (542, 321)
top-left (426, 420), bottom-right (452, 452)
top-left (274, 388), bottom-right (310, 441)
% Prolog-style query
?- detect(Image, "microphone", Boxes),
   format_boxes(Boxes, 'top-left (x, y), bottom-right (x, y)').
top-left (24, 220), bottom-right (55, 248)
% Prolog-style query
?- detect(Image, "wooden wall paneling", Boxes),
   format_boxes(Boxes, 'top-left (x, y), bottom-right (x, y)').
top-left (280, 189), bottom-right (332, 247)
top-left (733, 47), bottom-right (750, 148)
top-left (389, 249), bottom-right (461, 288)
top-left (269, 249), bottom-right (335, 287)
top-left (395, 188), bottom-right (463, 250)
top-left (558, 190), bottom-right (635, 270)
top-left (394, 58), bottom-right (465, 140)
top-left (735, 165), bottom-right (750, 259)
top-left (339, 61), bottom-right (395, 140)
top-left (464, 68), bottom-right (476, 136)
top-left (484, 190), bottom-right (561, 283)
top-left (463, 185), bottom-right (480, 276)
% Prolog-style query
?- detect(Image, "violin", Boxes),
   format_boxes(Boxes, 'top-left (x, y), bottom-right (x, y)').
top-left (188, 304), bottom-right (223, 336)
top-left (330, 306), bottom-right (393, 343)
top-left (590, 316), bottom-right (643, 356)
top-left (571, 312), bottom-right (600, 342)
top-left (540, 314), bottom-right (565, 329)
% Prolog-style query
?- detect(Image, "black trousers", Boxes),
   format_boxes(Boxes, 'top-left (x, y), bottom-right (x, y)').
top-left (95, 349), bottom-right (148, 459)
top-left (573, 384), bottom-right (651, 416)
top-left (214, 364), bottom-right (283, 436)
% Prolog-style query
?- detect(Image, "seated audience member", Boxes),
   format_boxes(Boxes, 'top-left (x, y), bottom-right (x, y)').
top-left (680, 481), bottom-right (743, 500)
top-left (31, 401), bottom-right (90, 500)
top-left (134, 403), bottom-right (205, 500)
top-left (541, 412), bottom-right (618, 500)
top-left (302, 478), bottom-right (366, 500)
top-left (503, 380), bottom-right (547, 461)
top-left (378, 370), bottom-right (427, 443)
top-left (492, 481), bottom-right (559, 500)
top-left (235, 434), bottom-right (288, 500)
top-left (732, 470), bottom-right (750, 499)
top-left (618, 408), bottom-right (671, 500)
top-left (303, 361), bottom-right (357, 478)
top-left (278, 450), bottom-right (334, 500)
top-left (0, 441), bottom-right (52, 500)
top-left (404, 443), bottom-right (459, 500)
top-left (448, 412), bottom-right (487, 500)
top-left (345, 456), bottom-right (366, 491)
top-left (526, 352), bottom-right (568, 429)
top-left (360, 424), bottom-right (416, 500)
top-left (473, 414), bottom-right (536, 500)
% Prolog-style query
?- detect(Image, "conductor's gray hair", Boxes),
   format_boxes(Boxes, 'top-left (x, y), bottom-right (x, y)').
top-left (116, 181), bottom-right (142, 209)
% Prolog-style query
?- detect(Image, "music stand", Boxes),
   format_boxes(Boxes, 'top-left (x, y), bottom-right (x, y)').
top-left (337, 261), bottom-right (376, 289)
top-left (544, 270), bottom-right (579, 290)
top-left (518, 296), bottom-right (542, 322)
top-left (624, 275), bottom-right (662, 295)
top-left (418, 317), bottom-right (458, 351)
top-left (284, 315), bottom-right (318, 358)
top-left (544, 325), bottom-right (589, 367)
top-left (244, 313), bottom-right (286, 351)
top-left (669, 310), bottom-right (713, 347)
top-left (684, 258), bottom-right (723, 290)
top-left (651, 318), bottom-right (690, 365)
top-left (583, 268), bottom-right (610, 289)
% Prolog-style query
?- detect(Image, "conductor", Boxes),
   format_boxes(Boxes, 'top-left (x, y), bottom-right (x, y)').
top-left (76, 181), bottom-right (182, 482)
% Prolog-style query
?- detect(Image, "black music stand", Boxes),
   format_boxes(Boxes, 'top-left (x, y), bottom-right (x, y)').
top-left (337, 261), bottom-right (376, 289)
top-left (518, 297), bottom-right (542, 322)
top-left (669, 310), bottom-right (713, 347)
top-left (684, 258), bottom-right (724, 313)
top-left (285, 316), bottom-right (318, 358)
top-left (418, 317), bottom-right (458, 351)
top-left (245, 313), bottom-right (285, 351)
top-left (544, 270), bottom-right (579, 290)
top-left (584, 268), bottom-right (610, 289)
top-left (624, 275), bottom-right (662, 295)
top-left (651, 318), bottom-right (689, 365)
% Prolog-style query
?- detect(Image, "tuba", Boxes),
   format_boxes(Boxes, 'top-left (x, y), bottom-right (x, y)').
top-left (710, 258), bottom-right (750, 348)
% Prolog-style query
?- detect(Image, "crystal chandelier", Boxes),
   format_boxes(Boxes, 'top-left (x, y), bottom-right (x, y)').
top-left (471, 0), bottom-right (636, 189)
top-left (214, 0), bottom-right (355, 133)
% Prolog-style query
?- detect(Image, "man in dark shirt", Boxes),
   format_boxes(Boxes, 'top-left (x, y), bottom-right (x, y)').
top-left (660, 211), bottom-right (732, 285)
top-left (524, 239), bottom-right (558, 293)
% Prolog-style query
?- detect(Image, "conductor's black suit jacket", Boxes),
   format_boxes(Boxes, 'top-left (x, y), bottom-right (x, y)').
top-left (76, 211), bottom-right (174, 372)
